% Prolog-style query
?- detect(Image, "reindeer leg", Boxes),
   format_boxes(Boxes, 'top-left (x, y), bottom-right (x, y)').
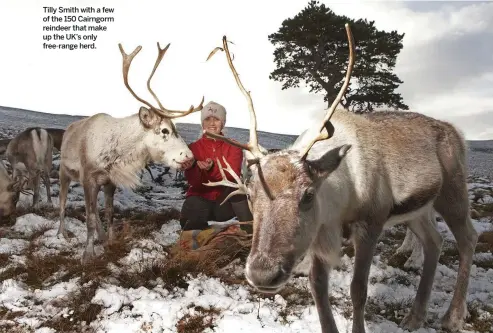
top-left (350, 222), bottom-right (382, 333)
top-left (435, 189), bottom-right (478, 331)
top-left (392, 226), bottom-right (425, 270)
top-left (400, 208), bottom-right (442, 330)
top-left (81, 178), bottom-right (100, 264)
top-left (397, 212), bottom-right (438, 270)
top-left (309, 255), bottom-right (339, 333)
top-left (32, 172), bottom-right (41, 210)
top-left (57, 166), bottom-right (71, 239)
top-left (146, 165), bottom-right (155, 182)
top-left (43, 169), bottom-right (53, 207)
top-left (395, 227), bottom-right (417, 255)
top-left (104, 183), bottom-right (117, 245)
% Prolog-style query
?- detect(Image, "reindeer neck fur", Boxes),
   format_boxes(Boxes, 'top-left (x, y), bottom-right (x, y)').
top-left (87, 113), bottom-right (151, 189)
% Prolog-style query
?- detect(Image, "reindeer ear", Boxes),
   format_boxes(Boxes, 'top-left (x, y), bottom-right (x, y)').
top-left (306, 144), bottom-right (351, 180)
top-left (138, 107), bottom-right (159, 128)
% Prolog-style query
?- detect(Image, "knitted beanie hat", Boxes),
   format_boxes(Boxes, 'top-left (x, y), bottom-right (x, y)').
top-left (201, 101), bottom-right (226, 124)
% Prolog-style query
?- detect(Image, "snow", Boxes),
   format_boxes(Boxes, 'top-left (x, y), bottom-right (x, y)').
top-left (0, 109), bottom-right (493, 333)
top-left (0, 168), bottom-right (491, 333)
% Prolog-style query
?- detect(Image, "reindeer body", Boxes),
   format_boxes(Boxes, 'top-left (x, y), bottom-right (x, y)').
top-left (58, 110), bottom-right (195, 263)
top-left (6, 128), bottom-right (54, 209)
top-left (294, 109), bottom-right (465, 234)
top-left (61, 113), bottom-right (154, 189)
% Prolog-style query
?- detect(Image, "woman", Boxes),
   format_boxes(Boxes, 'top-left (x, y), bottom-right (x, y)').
top-left (179, 101), bottom-right (253, 231)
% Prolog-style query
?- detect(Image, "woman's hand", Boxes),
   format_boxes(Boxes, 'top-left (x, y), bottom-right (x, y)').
top-left (180, 157), bottom-right (195, 170)
top-left (197, 158), bottom-right (214, 171)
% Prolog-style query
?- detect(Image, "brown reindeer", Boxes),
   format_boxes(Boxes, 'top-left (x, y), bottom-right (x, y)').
top-left (203, 24), bottom-right (477, 333)
top-left (0, 161), bottom-right (28, 218)
top-left (0, 139), bottom-right (10, 156)
top-left (57, 42), bottom-right (204, 263)
top-left (0, 128), bottom-right (64, 155)
top-left (5, 127), bottom-right (54, 209)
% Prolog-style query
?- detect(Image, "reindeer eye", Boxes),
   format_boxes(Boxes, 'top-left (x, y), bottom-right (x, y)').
top-left (300, 187), bottom-right (315, 210)
top-left (161, 128), bottom-right (170, 136)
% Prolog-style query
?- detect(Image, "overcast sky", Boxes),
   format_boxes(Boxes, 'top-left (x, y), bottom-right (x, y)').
top-left (0, 0), bottom-right (492, 139)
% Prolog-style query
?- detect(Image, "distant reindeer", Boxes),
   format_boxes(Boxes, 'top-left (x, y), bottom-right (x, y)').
top-left (0, 127), bottom-right (64, 155)
top-left (57, 42), bottom-right (204, 263)
top-left (203, 25), bottom-right (477, 333)
top-left (6, 127), bottom-right (54, 209)
top-left (0, 139), bottom-right (10, 156)
top-left (0, 161), bottom-right (27, 217)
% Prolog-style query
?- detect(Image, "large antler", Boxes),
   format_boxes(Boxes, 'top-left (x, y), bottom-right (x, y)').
top-left (118, 42), bottom-right (204, 119)
top-left (204, 36), bottom-right (264, 162)
top-left (299, 23), bottom-right (356, 160)
top-left (203, 156), bottom-right (251, 210)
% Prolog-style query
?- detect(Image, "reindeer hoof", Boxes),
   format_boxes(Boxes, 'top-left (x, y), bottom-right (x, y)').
top-left (441, 307), bottom-right (467, 332)
top-left (400, 312), bottom-right (424, 331)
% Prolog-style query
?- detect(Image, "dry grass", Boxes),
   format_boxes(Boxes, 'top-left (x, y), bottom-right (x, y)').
top-left (44, 282), bottom-right (101, 333)
top-left (116, 233), bottom-right (252, 291)
top-left (176, 305), bottom-right (221, 333)
top-left (364, 297), bottom-right (414, 325)
top-left (466, 301), bottom-right (493, 333)
top-left (478, 230), bottom-right (493, 252)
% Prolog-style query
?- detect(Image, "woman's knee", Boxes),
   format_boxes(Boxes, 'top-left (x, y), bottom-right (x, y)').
top-left (180, 196), bottom-right (212, 230)
top-left (231, 200), bottom-right (253, 222)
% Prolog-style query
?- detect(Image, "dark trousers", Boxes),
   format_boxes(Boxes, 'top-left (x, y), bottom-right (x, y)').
top-left (180, 187), bottom-right (253, 231)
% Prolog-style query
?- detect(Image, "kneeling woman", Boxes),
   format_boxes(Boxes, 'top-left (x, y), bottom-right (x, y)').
top-left (179, 101), bottom-right (253, 231)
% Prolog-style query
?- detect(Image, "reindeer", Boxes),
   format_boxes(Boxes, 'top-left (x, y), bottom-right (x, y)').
top-left (57, 42), bottom-right (204, 263)
top-left (203, 25), bottom-right (477, 333)
top-left (5, 127), bottom-right (54, 209)
top-left (0, 161), bottom-right (28, 218)
top-left (0, 139), bottom-right (10, 156)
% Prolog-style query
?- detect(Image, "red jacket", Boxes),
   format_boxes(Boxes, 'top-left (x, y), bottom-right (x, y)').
top-left (184, 134), bottom-right (244, 201)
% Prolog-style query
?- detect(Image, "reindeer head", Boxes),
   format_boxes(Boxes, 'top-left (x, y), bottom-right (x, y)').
top-left (204, 24), bottom-right (355, 293)
top-left (0, 163), bottom-right (29, 217)
top-left (119, 42), bottom-right (204, 169)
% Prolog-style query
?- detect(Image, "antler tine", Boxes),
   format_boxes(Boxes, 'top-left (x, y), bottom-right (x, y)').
top-left (222, 36), bottom-right (263, 159)
top-left (147, 42), bottom-right (170, 110)
top-left (119, 43), bottom-right (156, 110)
top-left (300, 23), bottom-right (356, 160)
top-left (146, 42), bottom-right (205, 118)
top-left (119, 43), bottom-right (204, 119)
top-left (203, 157), bottom-right (249, 206)
top-left (204, 36), bottom-right (264, 160)
top-left (203, 130), bottom-right (250, 151)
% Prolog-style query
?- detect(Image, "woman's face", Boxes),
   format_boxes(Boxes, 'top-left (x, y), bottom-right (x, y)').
top-left (202, 116), bottom-right (223, 135)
